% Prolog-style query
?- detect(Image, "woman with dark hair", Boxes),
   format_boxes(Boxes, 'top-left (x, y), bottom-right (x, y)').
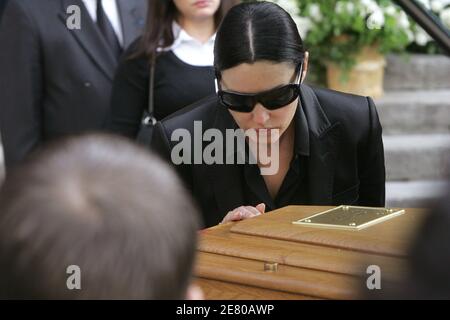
top-left (152, 1), bottom-right (386, 227)
top-left (109, 0), bottom-right (239, 138)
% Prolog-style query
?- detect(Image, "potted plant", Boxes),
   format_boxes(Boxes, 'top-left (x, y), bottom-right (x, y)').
top-left (296, 0), bottom-right (416, 98)
top-left (269, 0), bottom-right (415, 98)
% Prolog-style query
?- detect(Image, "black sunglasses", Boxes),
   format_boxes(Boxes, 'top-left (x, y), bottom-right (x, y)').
top-left (216, 62), bottom-right (303, 113)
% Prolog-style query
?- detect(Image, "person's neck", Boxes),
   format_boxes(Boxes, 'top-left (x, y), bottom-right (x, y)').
top-left (177, 17), bottom-right (215, 44)
top-left (250, 123), bottom-right (295, 168)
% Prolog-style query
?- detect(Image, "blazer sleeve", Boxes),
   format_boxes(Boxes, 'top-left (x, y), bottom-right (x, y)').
top-left (0, 1), bottom-right (43, 170)
top-left (358, 97), bottom-right (386, 207)
top-left (150, 122), bottom-right (194, 191)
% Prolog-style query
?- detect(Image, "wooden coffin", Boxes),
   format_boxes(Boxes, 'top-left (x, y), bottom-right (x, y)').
top-left (194, 205), bottom-right (429, 300)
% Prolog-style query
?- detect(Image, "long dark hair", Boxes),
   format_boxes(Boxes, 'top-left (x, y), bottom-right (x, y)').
top-left (136, 0), bottom-right (240, 60)
top-left (214, 1), bottom-right (306, 74)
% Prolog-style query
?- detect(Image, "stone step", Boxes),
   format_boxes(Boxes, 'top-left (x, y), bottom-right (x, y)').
top-left (386, 180), bottom-right (449, 208)
top-left (384, 54), bottom-right (450, 91)
top-left (383, 133), bottom-right (450, 181)
top-left (375, 90), bottom-right (450, 134)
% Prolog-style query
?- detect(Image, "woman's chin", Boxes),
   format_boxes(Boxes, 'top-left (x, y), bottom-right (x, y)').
top-left (246, 128), bottom-right (281, 145)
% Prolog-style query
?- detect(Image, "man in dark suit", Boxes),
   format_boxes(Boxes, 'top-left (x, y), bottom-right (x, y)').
top-left (0, 0), bottom-right (147, 170)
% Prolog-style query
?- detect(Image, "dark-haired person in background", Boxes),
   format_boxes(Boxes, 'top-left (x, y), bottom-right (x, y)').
top-left (108, 0), bottom-right (239, 139)
top-left (152, 1), bottom-right (385, 227)
top-left (0, 134), bottom-right (202, 299)
top-left (0, 0), bottom-right (146, 170)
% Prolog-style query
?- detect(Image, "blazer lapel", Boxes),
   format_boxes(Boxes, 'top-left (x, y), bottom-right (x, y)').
top-left (58, 0), bottom-right (117, 80)
top-left (116, 0), bottom-right (146, 48)
top-left (300, 85), bottom-right (341, 205)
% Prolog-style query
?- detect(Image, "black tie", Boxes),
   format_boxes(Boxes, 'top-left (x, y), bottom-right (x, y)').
top-left (96, 0), bottom-right (122, 60)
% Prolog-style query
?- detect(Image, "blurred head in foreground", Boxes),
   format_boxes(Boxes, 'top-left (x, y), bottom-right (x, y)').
top-left (0, 134), bottom-right (201, 299)
top-left (400, 184), bottom-right (450, 299)
top-left (364, 182), bottom-right (450, 300)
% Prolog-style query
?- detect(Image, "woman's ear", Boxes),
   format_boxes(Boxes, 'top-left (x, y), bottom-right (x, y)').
top-left (301, 51), bottom-right (309, 83)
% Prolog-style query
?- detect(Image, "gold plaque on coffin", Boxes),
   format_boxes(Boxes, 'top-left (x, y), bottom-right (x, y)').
top-left (292, 205), bottom-right (405, 231)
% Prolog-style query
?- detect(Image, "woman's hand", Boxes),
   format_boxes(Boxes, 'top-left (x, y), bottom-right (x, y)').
top-left (221, 203), bottom-right (266, 224)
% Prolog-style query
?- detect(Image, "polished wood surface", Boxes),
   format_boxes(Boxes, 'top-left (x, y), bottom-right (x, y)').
top-left (195, 205), bottom-right (428, 300)
top-left (230, 206), bottom-right (428, 256)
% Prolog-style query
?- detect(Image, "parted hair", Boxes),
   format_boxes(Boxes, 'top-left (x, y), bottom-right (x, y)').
top-left (214, 1), bottom-right (306, 73)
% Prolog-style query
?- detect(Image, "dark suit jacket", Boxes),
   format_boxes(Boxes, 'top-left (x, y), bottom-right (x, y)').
top-left (152, 85), bottom-right (386, 227)
top-left (0, 0), bottom-right (146, 168)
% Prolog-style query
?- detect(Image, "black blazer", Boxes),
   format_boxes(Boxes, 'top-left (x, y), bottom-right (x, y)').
top-left (0, 0), bottom-right (146, 168)
top-left (152, 85), bottom-right (386, 227)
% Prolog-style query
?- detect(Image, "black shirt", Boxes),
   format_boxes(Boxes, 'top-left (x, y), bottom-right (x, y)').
top-left (109, 41), bottom-right (215, 138)
top-left (242, 105), bottom-right (311, 211)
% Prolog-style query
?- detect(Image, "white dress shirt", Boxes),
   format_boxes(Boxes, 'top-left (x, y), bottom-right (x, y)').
top-left (164, 23), bottom-right (215, 67)
top-left (82, 0), bottom-right (124, 46)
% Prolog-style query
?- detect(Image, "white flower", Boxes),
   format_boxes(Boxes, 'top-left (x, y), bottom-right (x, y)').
top-left (335, 1), bottom-right (346, 14)
top-left (336, 1), bottom-right (355, 14)
top-left (384, 5), bottom-right (397, 16)
top-left (440, 7), bottom-right (450, 28)
top-left (308, 4), bottom-right (323, 22)
top-left (416, 0), bottom-right (431, 10)
top-left (366, 9), bottom-right (385, 29)
top-left (398, 11), bottom-right (411, 29)
top-left (430, 0), bottom-right (445, 12)
top-left (270, 0), bottom-right (315, 37)
top-left (360, 0), bottom-right (380, 14)
top-left (293, 16), bottom-right (312, 39)
top-left (273, 0), bottom-right (300, 16)
top-left (405, 29), bottom-right (415, 43)
top-left (271, 0), bottom-right (307, 35)
top-left (346, 2), bottom-right (355, 13)
top-left (414, 27), bottom-right (432, 45)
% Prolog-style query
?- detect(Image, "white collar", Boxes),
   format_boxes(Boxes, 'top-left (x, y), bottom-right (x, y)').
top-left (159, 22), bottom-right (216, 51)
top-left (157, 22), bottom-right (215, 67)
